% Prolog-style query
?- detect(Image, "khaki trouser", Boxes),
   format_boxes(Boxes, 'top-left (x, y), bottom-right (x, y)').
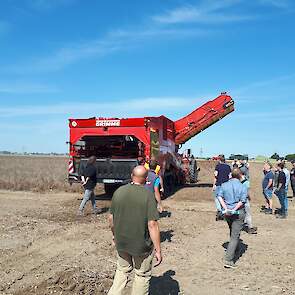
top-left (108, 250), bottom-right (154, 295)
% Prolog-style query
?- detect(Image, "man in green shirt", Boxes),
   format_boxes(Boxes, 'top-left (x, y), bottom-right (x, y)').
top-left (108, 165), bottom-right (162, 295)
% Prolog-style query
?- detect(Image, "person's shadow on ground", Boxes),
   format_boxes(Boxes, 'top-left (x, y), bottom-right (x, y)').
top-left (77, 193), bottom-right (109, 201)
top-left (150, 270), bottom-right (180, 295)
top-left (94, 192), bottom-right (111, 200)
top-left (222, 239), bottom-right (248, 263)
top-left (97, 207), bottom-right (109, 214)
top-left (160, 230), bottom-right (174, 243)
top-left (160, 210), bottom-right (172, 218)
top-left (185, 183), bottom-right (213, 188)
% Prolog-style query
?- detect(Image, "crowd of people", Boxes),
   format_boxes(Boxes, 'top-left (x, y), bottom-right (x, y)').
top-left (76, 155), bottom-right (294, 293)
top-left (213, 155), bottom-right (294, 269)
top-left (261, 159), bottom-right (295, 218)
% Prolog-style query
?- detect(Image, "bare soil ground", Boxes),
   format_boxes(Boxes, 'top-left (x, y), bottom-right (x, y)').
top-left (0, 160), bottom-right (295, 295)
top-left (0, 155), bottom-right (81, 193)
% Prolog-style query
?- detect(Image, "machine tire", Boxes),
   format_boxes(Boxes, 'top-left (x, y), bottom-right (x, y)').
top-left (189, 160), bottom-right (198, 183)
top-left (104, 183), bottom-right (120, 197)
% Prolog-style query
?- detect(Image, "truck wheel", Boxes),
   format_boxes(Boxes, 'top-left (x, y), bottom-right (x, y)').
top-left (189, 160), bottom-right (198, 183)
top-left (104, 184), bottom-right (120, 197)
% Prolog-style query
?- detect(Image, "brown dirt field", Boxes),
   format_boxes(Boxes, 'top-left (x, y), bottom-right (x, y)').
top-left (0, 159), bottom-right (295, 294)
top-left (0, 155), bottom-right (79, 193)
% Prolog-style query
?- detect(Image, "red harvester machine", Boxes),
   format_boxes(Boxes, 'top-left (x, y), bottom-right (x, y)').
top-left (68, 93), bottom-right (234, 195)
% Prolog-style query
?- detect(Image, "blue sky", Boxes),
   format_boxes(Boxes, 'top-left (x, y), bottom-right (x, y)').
top-left (0, 0), bottom-right (294, 157)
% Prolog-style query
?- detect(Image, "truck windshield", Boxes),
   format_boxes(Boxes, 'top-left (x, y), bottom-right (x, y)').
top-left (74, 135), bottom-right (142, 159)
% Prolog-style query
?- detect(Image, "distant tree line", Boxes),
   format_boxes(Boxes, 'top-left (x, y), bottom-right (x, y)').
top-left (285, 154), bottom-right (295, 161)
top-left (270, 153), bottom-right (295, 161)
top-left (0, 150), bottom-right (14, 155)
top-left (0, 151), bottom-right (67, 156)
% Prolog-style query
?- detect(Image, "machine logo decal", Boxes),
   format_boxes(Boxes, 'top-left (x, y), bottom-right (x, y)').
top-left (96, 120), bottom-right (120, 127)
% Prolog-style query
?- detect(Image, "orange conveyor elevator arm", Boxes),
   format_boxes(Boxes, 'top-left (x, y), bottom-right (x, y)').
top-left (174, 93), bottom-right (234, 146)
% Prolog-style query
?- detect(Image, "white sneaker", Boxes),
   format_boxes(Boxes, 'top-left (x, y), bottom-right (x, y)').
top-left (77, 210), bottom-right (84, 216)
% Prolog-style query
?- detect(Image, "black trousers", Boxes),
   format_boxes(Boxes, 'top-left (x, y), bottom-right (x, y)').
top-left (225, 210), bottom-right (246, 262)
top-left (291, 179), bottom-right (295, 196)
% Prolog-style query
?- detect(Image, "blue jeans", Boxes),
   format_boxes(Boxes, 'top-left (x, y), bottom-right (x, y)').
top-left (79, 189), bottom-right (97, 212)
top-left (214, 186), bottom-right (222, 212)
top-left (263, 188), bottom-right (273, 199)
top-left (276, 189), bottom-right (288, 214)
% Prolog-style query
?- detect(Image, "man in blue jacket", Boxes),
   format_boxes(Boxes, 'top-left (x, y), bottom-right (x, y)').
top-left (213, 154), bottom-right (231, 221)
top-left (217, 168), bottom-right (247, 269)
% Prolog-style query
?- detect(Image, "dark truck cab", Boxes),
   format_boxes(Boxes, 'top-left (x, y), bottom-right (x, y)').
top-left (68, 133), bottom-right (141, 194)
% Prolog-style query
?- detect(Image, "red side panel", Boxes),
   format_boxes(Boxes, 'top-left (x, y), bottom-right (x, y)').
top-left (174, 94), bottom-right (234, 145)
top-left (69, 118), bottom-right (146, 128)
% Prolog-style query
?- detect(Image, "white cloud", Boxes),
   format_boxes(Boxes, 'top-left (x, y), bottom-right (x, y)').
top-left (232, 73), bottom-right (295, 95)
top-left (109, 27), bottom-right (208, 39)
top-left (9, 39), bottom-right (122, 73)
top-left (6, 26), bottom-right (211, 74)
top-left (3, 0), bottom-right (290, 74)
top-left (152, 0), bottom-right (252, 24)
top-left (4, 1), bottom-right (241, 74)
top-left (230, 73), bottom-right (295, 121)
top-left (0, 82), bottom-right (59, 94)
top-left (258, 0), bottom-right (292, 9)
top-left (0, 96), bottom-right (205, 118)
